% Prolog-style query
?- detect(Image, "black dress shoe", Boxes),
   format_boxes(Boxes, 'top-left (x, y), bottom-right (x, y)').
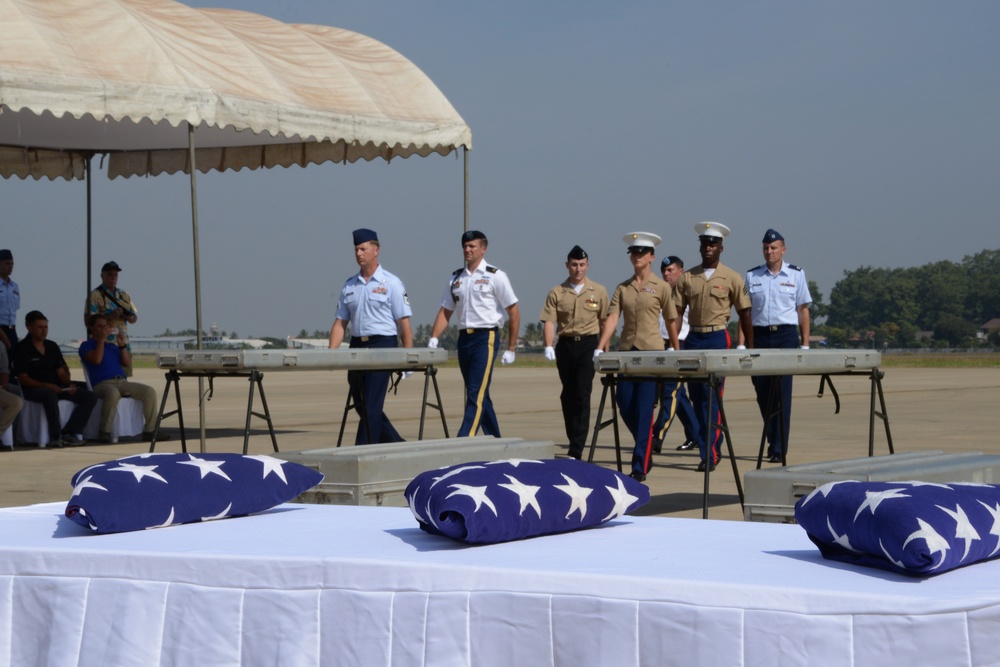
top-left (629, 471), bottom-right (647, 483)
top-left (651, 437), bottom-right (663, 454)
top-left (768, 454), bottom-right (783, 464)
top-left (676, 440), bottom-right (696, 451)
top-left (696, 460), bottom-right (715, 473)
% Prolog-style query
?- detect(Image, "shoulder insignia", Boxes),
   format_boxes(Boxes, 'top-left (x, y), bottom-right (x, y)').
top-left (749, 264), bottom-right (764, 273)
top-left (788, 264), bottom-right (803, 271)
top-left (451, 267), bottom-right (464, 277)
top-left (485, 266), bottom-right (498, 274)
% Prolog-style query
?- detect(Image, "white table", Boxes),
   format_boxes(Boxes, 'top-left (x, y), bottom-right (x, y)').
top-left (2, 502), bottom-right (997, 666)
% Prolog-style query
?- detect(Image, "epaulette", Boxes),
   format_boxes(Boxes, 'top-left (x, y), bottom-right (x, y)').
top-left (485, 266), bottom-right (498, 274)
top-left (452, 267), bottom-right (464, 277)
top-left (749, 264), bottom-right (765, 273)
top-left (788, 264), bottom-right (803, 271)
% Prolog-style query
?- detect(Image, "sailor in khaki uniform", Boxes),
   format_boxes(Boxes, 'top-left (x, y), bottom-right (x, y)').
top-left (597, 232), bottom-right (679, 482)
top-left (540, 245), bottom-right (610, 460)
top-left (674, 222), bottom-right (753, 471)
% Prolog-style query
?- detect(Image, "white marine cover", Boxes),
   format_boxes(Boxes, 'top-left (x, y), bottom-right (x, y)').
top-left (0, 0), bottom-right (471, 180)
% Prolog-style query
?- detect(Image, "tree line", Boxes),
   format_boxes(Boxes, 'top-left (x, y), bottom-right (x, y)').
top-left (817, 248), bottom-right (1000, 348)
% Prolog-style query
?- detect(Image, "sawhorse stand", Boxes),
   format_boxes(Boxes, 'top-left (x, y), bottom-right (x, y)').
top-left (588, 373), bottom-right (743, 519)
top-left (336, 365), bottom-right (449, 446)
top-left (150, 369), bottom-right (278, 455)
top-left (754, 368), bottom-right (894, 468)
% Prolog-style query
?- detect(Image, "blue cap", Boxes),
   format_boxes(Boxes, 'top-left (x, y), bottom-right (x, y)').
top-left (0, 249), bottom-right (12, 261)
top-left (762, 228), bottom-right (784, 244)
top-left (352, 228), bottom-right (378, 245)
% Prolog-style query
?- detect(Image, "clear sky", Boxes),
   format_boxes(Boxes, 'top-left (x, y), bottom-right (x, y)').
top-left (3, 1), bottom-right (999, 343)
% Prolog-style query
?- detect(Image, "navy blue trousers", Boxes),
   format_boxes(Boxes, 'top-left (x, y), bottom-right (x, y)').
top-left (684, 329), bottom-right (731, 464)
top-left (348, 335), bottom-right (403, 445)
top-left (457, 328), bottom-right (501, 437)
top-left (616, 347), bottom-right (658, 475)
top-left (654, 378), bottom-right (698, 445)
top-left (751, 325), bottom-right (799, 456)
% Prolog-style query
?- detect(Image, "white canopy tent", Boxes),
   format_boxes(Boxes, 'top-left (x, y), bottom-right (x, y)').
top-left (0, 0), bottom-right (471, 447)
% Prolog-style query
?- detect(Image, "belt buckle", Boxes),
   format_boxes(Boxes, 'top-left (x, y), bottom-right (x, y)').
top-left (466, 328), bottom-right (475, 334)
top-left (360, 336), bottom-right (370, 342)
top-left (769, 325), bottom-right (778, 332)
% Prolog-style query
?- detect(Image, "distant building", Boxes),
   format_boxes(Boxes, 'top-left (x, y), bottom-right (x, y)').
top-left (978, 318), bottom-right (1000, 340)
top-left (287, 337), bottom-right (332, 349)
top-left (130, 336), bottom-right (195, 351)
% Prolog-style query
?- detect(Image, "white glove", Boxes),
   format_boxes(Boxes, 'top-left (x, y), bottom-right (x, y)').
top-left (501, 350), bottom-right (516, 365)
top-left (593, 349), bottom-right (604, 358)
top-left (427, 337), bottom-right (439, 349)
top-left (400, 371), bottom-right (413, 381)
top-left (800, 346), bottom-right (810, 350)
top-left (543, 346), bottom-right (556, 362)
top-left (667, 347), bottom-right (675, 352)
top-left (736, 345), bottom-right (747, 350)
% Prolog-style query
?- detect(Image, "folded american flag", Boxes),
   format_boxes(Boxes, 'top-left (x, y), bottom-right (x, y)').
top-left (405, 458), bottom-right (649, 544)
top-left (795, 480), bottom-right (1000, 576)
top-left (66, 452), bottom-right (323, 534)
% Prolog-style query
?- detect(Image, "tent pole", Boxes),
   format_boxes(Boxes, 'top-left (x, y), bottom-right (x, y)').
top-left (188, 123), bottom-right (207, 453)
top-left (85, 154), bottom-right (92, 309)
top-left (463, 147), bottom-right (469, 232)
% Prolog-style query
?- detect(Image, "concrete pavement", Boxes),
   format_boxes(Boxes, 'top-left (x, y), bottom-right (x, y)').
top-left (2, 364), bottom-right (998, 521)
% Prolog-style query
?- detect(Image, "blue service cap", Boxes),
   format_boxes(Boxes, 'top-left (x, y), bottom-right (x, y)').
top-left (352, 228), bottom-right (378, 245)
top-left (0, 249), bottom-right (12, 261)
top-left (762, 228), bottom-right (784, 244)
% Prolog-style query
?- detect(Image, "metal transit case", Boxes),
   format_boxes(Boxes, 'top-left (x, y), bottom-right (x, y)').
top-left (156, 347), bottom-right (449, 372)
top-left (277, 437), bottom-right (555, 507)
top-left (744, 451), bottom-right (1000, 523)
top-left (594, 349), bottom-right (881, 377)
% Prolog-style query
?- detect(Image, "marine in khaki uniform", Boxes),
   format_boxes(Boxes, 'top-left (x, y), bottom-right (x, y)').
top-left (540, 245), bottom-right (610, 460)
top-left (597, 232), bottom-right (679, 482)
top-left (674, 222), bottom-right (753, 471)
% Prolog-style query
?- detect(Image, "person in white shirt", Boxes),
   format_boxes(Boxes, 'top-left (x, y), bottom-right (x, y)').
top-left (429, 231), bottom-right (520, 437)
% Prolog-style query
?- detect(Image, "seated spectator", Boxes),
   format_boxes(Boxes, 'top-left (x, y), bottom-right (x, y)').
top-left (0, 342), bottom-right (23, 441)
top-left (79, 314), bottom-right (166, 443)
top-left (11, 311), bottom-right (97, 447)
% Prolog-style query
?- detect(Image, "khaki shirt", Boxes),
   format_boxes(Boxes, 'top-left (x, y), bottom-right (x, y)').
top-left (609, 274), bottom-right (677, 350)
top-left (676, 262), bottom-right (750, 328)
top-left (539, 279), bottom-right (609, 337)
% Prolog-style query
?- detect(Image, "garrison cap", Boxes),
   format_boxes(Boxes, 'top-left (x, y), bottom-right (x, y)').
top-left (0, 249), bottom-right (11, 261)
top-left (762, 228), bottom-right (784, 244)
top-left (623, 231), bottom-right (661, 252)
top-left (352, 228), bottom-right (378, 245)
top-left (695, 221), bottom-right (730, 242)
top-left (567, 245), bottom-right (588, 261)
top-left (101, 260), bottom-right (122, 272)
top-left (462, 230), bottom-right (487, 245)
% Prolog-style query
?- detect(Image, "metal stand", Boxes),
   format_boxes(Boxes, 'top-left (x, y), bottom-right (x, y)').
top-left (150, 369), bottom-right (278, 455)
top-left (336, 365), bottom-right (449, 446)
top-left (587, 373), bottom-right (744, 519)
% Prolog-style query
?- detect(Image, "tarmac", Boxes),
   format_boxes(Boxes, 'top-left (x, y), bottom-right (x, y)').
top-left (2, 363), bottom-right (998, 521)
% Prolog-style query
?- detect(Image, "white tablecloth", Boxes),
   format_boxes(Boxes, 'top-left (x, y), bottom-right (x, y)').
top-left (2, 502), bottom-right (998, 666)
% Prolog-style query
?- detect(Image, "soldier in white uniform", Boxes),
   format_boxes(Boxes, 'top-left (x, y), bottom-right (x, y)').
top-left (429, 231), bottom-right (520, 437)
